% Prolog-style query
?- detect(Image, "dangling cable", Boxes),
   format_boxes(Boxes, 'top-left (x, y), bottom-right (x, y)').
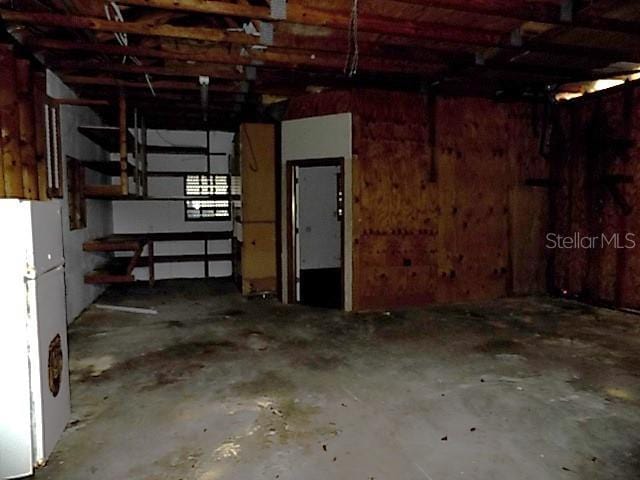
top-left (344, 0), bottom-right (359, 77)
top-left (105, 1), bottom-right (156, 96)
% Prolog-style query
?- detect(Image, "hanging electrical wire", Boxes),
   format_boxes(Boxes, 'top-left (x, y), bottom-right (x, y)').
top-left (344, 0), bottom-right (359, 77)
top-left (104, 1), bottom-right (156, 96)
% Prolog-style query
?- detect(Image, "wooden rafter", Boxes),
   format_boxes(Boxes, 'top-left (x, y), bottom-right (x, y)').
top-left (2, 0), bottom-right (639, 131)
top-left (59, 74), bottom-right (248, 93)
top-left (2, 9), bottom-right (473, 67)
top-left (0, 9), bottom-right (252, 45)
top-left (109, 0), bottom-right (640, 63)
top-left (392, 0), bottom-right (640, 35)
top-left (26, 38), bottom-right (446, 76)
top-left (50, 60), bottom-right (247, 81)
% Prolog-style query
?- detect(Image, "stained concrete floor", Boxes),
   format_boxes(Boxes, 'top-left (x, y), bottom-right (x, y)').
top-left (35, 279), bottom-right (640, 480)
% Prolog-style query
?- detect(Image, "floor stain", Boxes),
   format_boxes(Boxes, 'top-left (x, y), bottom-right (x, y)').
top-left (230, 371), bottom-right (295, 397)
top-left (476, 338), bottom-right (522, 354)
top-left (77, 340), bottom-right (237, 386)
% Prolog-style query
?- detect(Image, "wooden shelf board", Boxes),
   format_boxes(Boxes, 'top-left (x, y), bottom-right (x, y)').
top-left (84, 257), bottom-right (135, 284)
top-left (83, 238), bottom-right (146, 252)
top-left (83, 184), bottom-right (124, 197)
top-left (119, 253), bottom-right (232, 266)
top-left (84, 194), bottom-right (230, 201)
top-left (88, 231), bottom-right (232, 243)
top-left (147, 171), bottom-right (210, 177)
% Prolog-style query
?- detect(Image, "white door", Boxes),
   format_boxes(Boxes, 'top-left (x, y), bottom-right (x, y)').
top-left (0, 200), bottom-right (64, 278)
top-left (28, 265), bottom-right (70, 465)
top-left (28, 201), bottom-right (64, 276)
top-left (0, 276), bottom-right (33, 478)
top-left (297, 165), bottom-right (341, 272)
top-left (280, 113), bottom-right (352, 306)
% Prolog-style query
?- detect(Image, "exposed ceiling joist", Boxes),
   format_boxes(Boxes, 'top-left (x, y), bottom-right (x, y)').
top-left (111, 0), bottom-right (640, 63)
top-left (1, 9), bottom-right (466, 67)
top-left (59, 74), bottom-right (248, 93)
top-left (50, 60), bottom-right (247, 81)
top-left (0, 9), bottom-right (251, 45)
top-left (392, 0), bottom-right (640, 35)
top-left (26, 38), bottom-right (445, 76)
top-left (3, 0), bottom-right (639, 130)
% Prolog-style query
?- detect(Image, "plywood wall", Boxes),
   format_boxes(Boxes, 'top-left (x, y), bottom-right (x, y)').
top-left (240, 123), bottom-right (277, 295)
top-left (287, 89), bottom-right (549, 310)
top-left (0, 44), bottom-right (47, 200)
top-left (551, 84), bottom-right (640, 308)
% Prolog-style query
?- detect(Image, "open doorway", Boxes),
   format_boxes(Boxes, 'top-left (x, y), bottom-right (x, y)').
top-left (286, 158), bottom-right (344, 309)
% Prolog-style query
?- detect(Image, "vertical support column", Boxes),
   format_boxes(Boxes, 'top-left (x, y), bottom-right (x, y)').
top-left (133, 107), bottom-right (139, 196)
top-left (16, 59), bottom-right (38, 200)
top-left (0, 44), bottom-right (23, 198)
top-left (615, 82), bottom-right (635, 308)
top-left (141, 115), bottom-right (148, 198)
top-left (48, 103), bottom-right (64, 198)
top-left (204, 239), bottom-right (209, 278)
top-left (118, 90), bottom-right (129, 196)
top-left (33, 71), bottom-right (48, 200)
top-left (0, 92), bottom-right (4, 197)
top-left (148, 241), bottom-right (155, 287)
top-left (206, 129), bottom-right (211, 174)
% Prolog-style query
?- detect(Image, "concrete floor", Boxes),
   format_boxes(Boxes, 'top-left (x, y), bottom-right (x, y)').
top-left (35, 279), bottom-right (640, 480)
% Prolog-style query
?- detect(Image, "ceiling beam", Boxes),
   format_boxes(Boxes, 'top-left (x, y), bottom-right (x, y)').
top-left (27, 38), bottom-right (444, 76)
top-left (112, 0), bottom-right (640, 63)
top-left (0, 9), bottom-right (251, 44)
top-left (391, 0), bottom-right (640, 35)
top-left (2, 9), bottom-right (464, 67)
top-left (58, 74), bottom-right (248, 93)
top-left (39, 39), bottom-right (607, 89)
top-left (114, 0), bottom-right (504, 47)
top-left (49, 59), bottom-right (246, 81)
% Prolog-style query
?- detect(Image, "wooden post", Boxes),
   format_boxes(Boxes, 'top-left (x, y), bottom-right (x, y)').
top-left (33, 71), bottom-right (48, 200)
top-left (118, 90), bottom-right (129, 195)
top-left (615, 82), bottom-right (635, 308)
top-left (54, 104), bottom-right (61, 196)
top-left (148, 241), bottom-right (155, 287)
top-left (16, 59), bottom-right (39, 199)
top-left (0, 44), bottom-right (24, 198)
top-left (141, 115), bottom-right (147, 197)
top-left (0, 90), bottom-right (4, 197)
top-left (204, 239), bottom-right (209, 278)
top-left (134, 107), bottom-right (140, 196)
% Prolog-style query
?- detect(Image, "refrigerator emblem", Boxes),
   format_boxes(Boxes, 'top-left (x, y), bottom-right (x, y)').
top-left (48, 334), bottom-right (63, 397)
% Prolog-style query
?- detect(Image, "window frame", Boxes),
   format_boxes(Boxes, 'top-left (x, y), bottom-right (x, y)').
top-left (183, 173), bottom-right (231, 222)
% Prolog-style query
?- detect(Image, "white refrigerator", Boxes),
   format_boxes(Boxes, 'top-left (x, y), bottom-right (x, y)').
top-left (0, 200), bottom-right (70, 479)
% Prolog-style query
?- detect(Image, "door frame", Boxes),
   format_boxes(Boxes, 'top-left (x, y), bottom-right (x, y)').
top-left (285, 157), bottom-right (345, 307)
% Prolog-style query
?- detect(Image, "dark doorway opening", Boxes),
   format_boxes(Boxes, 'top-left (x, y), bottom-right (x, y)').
top-left (286, 158), bottom-right (344, 309)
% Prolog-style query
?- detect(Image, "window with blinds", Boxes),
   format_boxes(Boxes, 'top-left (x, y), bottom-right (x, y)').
top-left (184, 174), bottom-right (231, 221)
top-left (185, 174), bottom-right (229, 196)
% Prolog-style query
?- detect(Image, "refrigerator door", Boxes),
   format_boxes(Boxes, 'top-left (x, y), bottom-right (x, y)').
top-left (27, 265), bottom-right (70, 466)
top-left (0, 269), bottom-right (33, 478)
top-left (0, 200), bottom-right (64, 279)
top-left (28, 201), bottom-right (65, 277)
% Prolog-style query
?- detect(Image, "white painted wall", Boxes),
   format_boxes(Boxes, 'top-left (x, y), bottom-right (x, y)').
top-left (111, 130), bottom-right (234, 280)
top-left (281, 113), bottom-right (353, 310)
top-left (46, 72), bottom-right (113, 323)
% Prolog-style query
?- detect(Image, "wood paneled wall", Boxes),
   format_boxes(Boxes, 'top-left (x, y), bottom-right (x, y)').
top-left (551, 83), bottom-right (640, 308)
top-left (0, 44), bottom-right (47, 200)
top-left (287, 89), bottom-right (549, 310)
top-left (239, 123), bottom-right (277, 295)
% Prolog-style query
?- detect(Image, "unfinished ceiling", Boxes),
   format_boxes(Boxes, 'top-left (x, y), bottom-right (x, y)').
top-left (2, 0), bottom-right (640, 129)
